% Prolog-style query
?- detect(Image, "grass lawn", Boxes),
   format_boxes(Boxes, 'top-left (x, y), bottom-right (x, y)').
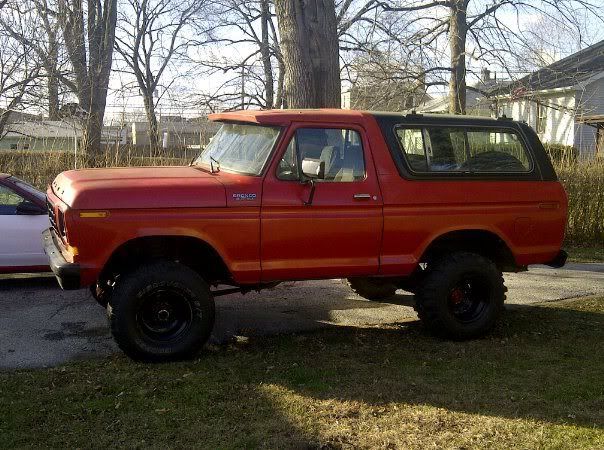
top-left (566, 244), bottom-right (604, 263)
top-left (1, 297), bottom-right (603, 449)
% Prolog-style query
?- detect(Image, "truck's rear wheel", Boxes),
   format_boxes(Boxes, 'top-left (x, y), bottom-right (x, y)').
top-left (415, 252), bottom-right (505, 340)
top-left (107, 261), bottom-right (214, 362)
top-left (347, 277), bottom-right (397, 301)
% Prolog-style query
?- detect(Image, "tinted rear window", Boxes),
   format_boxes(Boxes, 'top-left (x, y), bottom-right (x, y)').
top-left (395, 126), bottom-right (532, 174)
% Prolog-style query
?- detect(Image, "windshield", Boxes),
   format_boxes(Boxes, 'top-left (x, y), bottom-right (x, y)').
top-left (194, 123), bottom-right (281, 175)
top-left (12, 177), bottom-right (45, 202)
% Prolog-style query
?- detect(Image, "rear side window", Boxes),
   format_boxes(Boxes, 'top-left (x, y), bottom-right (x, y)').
top-left (395, 126), bottom-right (532, 174)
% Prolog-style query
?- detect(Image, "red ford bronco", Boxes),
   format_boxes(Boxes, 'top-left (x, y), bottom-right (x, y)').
top-left (44, 110), bottom-right (568, 362)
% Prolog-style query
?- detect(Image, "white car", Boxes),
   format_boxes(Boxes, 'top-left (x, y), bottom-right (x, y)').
top-left (0, 174), bottom-right (50, 272)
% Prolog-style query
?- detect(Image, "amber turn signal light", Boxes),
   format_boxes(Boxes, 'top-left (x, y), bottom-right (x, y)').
top-left (79, 211), bottom-right (110, 218)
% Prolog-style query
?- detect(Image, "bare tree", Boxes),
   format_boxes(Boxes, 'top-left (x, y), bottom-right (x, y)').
top-left (1, 0), bottom-right (76, 120)
top-left (114, 0), bottom-right (207, 154)
top-left (275, 0), bottom-right (341, 108)
top-left (375, 0), bottom-right (604, 114)
top-left (193, 0), bottom-right (400, 112)
top-left (193, 0), bottom-right (285, 111)
top-left (57, 0), bottom-right (118, 154)
top-left (337, 1), bottom-right (446, 111)
top-left (345, 51), bottom-right (430, 110)
top-left (0, 2), bottom-right (42, 136)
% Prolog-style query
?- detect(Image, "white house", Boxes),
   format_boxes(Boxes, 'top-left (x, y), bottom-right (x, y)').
top-left (0, 121), bottom-right (82, 152)
top-left (491, 40), bottom-right (604, 159)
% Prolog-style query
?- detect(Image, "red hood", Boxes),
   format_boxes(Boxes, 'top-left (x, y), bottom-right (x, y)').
top-left (52, 166), bottom-right (226, 209)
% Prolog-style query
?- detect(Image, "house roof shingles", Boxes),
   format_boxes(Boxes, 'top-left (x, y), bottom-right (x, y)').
top-left (495, 40), bottom-right (604, 95)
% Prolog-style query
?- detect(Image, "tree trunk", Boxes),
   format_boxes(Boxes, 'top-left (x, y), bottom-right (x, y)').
top-left (42, 2), bottom-right (60, 120)
top-left (47, 64), bottom-right (60, 120)
top-left (143, 92), bottom-right (161, 156)
top-left (275, 56), bottom-right (286, 108)
top-left (58, 0), bottom-right (117, 156)
top-left (448, 0), bottom-right (468, 115)
top-left (82, 110), bottom-right (103, 162)
top-left (260, 0), bottom-right (274, 109)
top-left (275, 0), bottom-right (341, 108)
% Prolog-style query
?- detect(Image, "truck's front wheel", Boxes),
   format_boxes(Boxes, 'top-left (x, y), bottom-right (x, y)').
top-left (415, 252), bottom-right (505, 340)
top-left (107, 261), bottom-right (215, 362)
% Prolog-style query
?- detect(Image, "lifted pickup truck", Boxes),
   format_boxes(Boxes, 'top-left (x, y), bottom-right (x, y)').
top-left (44, 110), bottom-right (568, 362)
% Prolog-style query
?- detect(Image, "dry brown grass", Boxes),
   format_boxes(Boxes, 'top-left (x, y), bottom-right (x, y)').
top-left (556, 159), bottom-right (604, 245)
top-left (1, 150), bottom-right (602, 246)
top-left (0, 149), bottom-right (190, 191)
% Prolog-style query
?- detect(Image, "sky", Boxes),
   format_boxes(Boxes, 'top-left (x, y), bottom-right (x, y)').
top-left (99, 0), bottom-right (604, 122)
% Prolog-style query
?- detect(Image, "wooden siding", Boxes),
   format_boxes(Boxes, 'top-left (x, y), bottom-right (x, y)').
top-left (574, 76), bottom-right (604, 158)
top-left (497, 92), bottom-right (575, 147)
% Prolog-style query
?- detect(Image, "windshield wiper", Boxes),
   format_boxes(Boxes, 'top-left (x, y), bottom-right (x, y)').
top-left (210, 156), bottom-right (221, 173)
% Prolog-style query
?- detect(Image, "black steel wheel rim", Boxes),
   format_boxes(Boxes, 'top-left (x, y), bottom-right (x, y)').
top-left (447, 274), bottom-right (490, 323)
top-left (136, 287), bottom-right (194, 342)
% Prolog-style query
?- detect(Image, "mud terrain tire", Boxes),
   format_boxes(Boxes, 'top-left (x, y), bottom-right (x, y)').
top-left (108, 261), bottom-right (214, 362)
top-left (415, 252), bottom-right (505, 340)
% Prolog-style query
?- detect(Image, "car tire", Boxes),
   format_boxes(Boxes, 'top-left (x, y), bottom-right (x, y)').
top-left (347, 277), bottom-right (397, 301)
top-left (107, 261), bottom-right (215, 362)
top-left (414, 252), bottom-right (505, 340)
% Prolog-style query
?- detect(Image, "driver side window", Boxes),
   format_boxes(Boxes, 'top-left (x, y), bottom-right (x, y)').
top-left (0, 185), bottom-right (24, 215)
top-left (276, 136), bottom-right (300, 181)
top-left (276, 128), bottom-right (366, 182)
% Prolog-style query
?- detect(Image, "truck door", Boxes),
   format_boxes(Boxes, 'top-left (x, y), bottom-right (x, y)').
top-left (260, 124), bottom-right (383, 282)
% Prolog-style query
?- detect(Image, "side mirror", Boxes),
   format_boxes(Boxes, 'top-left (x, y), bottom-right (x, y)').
top-left (301, 158), bottom-right (325, 180)
top-left (16, 200), bottom-right (45, 215)
top-left (300, 158), bottom-right (325, 206)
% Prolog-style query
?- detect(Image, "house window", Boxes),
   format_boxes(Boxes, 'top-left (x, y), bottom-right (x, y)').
top-left (536, 102), bottom-right (547, 134)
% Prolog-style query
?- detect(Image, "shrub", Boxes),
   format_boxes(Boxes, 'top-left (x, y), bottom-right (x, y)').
top-left (543, 143), bottom-right (578, 163)
top-left (0, 149), bottom-right (189, 191)
top-left (555, 159), bottom-right (604, 245)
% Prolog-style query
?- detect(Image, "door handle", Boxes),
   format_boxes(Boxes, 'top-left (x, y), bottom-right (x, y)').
top-left (353, 193), bottom-right (372, 200)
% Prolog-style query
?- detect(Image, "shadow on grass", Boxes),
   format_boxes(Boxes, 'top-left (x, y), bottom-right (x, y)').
top-left (1, 298), bottom-right (602, 448)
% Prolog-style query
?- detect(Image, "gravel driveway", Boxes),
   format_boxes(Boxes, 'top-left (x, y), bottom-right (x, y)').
top-left (1, 263), bottom-right (603, 369)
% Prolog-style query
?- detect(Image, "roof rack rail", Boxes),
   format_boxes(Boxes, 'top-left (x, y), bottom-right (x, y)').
top-left (406, 109), bottom-right (423, 118)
